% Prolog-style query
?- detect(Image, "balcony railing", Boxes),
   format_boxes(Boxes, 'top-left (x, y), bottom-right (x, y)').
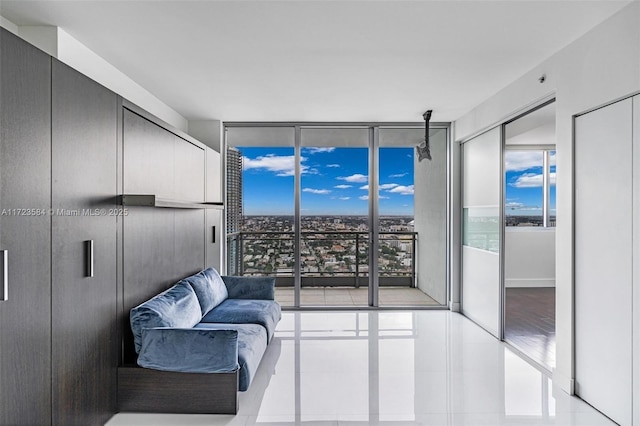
top-left (227, 230), bottom-right (417, 288)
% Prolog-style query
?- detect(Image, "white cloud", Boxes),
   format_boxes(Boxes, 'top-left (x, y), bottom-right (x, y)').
top-left (334, 184), bottom-right (352, 189)
top-left (510, 172), bottom-right (556, 188)
top-left (510, 173), bottom-right (542, 188)
top-left (504, 151), bottom-right (544, 172)
top-left (360, 194), bottom-right (388, 200)
top-left (379, 183), bottom-right (399, 190)
top-left (339, 197), bottom-right (351, 200)
top-left (304, 147), bottom-right (336, 154)
top-left (243, 154), bottom-right (295, 176)
top-left (303, 188), bottom-right (331, 195)
top-left (338, 173), bottom-right (368, 183)
top-left (389, 173), bottom-right (407, 178)
top-left (243, 154), bottom-right (310, 176)
top-left (359, 184), bottom-right (368, 190)
top-left (389, 185), bottom-right (414, 195)
top-left (327, 164), bottom-right (340, 168)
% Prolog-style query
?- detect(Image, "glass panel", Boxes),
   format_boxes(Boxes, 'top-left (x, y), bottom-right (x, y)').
top-left (300, 128), bottom-right (369, 307)
top-left (463, 207), bottom-right (500, 253)
top-left (226, 127), bottom-right (295, 308)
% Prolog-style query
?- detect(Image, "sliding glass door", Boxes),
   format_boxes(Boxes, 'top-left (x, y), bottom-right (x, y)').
top-left (461, 127), bottom-right (502, 337)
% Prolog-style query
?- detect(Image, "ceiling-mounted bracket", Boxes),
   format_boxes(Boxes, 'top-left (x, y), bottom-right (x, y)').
top-left (417, 109), bottom-right (433, 162)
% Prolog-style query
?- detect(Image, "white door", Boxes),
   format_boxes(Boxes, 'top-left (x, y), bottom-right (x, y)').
top-left (574, 98), bottom-right (633, 426)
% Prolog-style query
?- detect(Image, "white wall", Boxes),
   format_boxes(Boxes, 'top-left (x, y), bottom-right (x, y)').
top-left (505, 229), bottom-right (555, 288)
top-left (189, 120), bottom-right (222, 152)
top-left (455, 2), bottom-right (640, 394)
top-left (415, 128), bottom-right (448, 304)
top-left (0, 19), bottom-right (188, 132)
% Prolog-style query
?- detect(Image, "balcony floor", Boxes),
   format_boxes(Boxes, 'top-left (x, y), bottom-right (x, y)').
top-left (275, 286), bottom-right (441, 307)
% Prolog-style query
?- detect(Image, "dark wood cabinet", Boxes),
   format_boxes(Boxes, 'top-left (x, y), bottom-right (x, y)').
top-left (0, 28), bottom-right (53, 426)
top-left (1, 29), bottom-right (221, 423)
top-left (51, 59), bottom-right (118, 426)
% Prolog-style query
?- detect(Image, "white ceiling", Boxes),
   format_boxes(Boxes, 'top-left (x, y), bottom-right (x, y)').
top-left (0, 1), bottom-right (632, 122)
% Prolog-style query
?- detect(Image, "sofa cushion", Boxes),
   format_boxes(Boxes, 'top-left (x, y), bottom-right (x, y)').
top-left (194, 323), bottom-right (268, 391)
top-left (183, 267), bottom-right (229, 316)
top-left (137, 328), bottom-right (239, 374)
top-left (221, 276), bottom-right (275, 300)
top-left (130, 282), bottom-right (202, 354)
top-left (200, 299), bottom-right (281, 342)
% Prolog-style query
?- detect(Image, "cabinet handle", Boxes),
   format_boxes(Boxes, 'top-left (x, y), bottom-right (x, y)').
top-left (212, 226), bottom-right (216, 244)
top-left (85, 240), bottom-right (94, 278)
top-left (1, 250), bottom-right (7, 301)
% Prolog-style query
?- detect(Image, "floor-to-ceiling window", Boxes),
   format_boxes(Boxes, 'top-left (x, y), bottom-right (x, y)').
top-left (299, 127), bottom-right (370, 307)
top-left (225, 123), bottom-right (449, 308)
top-left (226, 126), bottom-right (296, 307)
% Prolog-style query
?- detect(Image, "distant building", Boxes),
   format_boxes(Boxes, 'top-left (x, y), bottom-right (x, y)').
top-left (227, 147), bottom-right (243, 274)
top-left (226, 147), bottom-right (243, 233)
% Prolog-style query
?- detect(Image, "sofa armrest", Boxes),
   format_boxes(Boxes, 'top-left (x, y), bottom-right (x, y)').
top-left (137, 328), bottom-right (239, 373)
top-left (221, 276), bottom-right (275, 300)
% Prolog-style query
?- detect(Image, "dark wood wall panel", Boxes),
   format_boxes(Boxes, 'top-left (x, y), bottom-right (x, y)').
top-left (121, 111), bottom-right (208, 365)
top-left (123, 110), bottom-right (175, 198)
top-left (0, 28), bottom-right (53, 426)
top-left (51, 59), bottom-right (118, 426)
top-left (122, 208), bottom-right (175, 363)
top-left (175, 209), bottom-right (206, 279)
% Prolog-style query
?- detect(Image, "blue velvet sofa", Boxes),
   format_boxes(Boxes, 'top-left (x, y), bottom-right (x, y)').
top-left (129, 267), bottom-right (281, 395)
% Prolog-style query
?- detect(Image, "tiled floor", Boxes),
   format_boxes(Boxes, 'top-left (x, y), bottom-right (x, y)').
top-left (107, 311), bottom-right (614, 426)
top-left (275, 287), bottom-right (441, 307)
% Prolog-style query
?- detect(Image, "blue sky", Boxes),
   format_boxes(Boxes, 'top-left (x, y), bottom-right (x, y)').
top-left (505, 151), bottom-right (556, 216)
top-left (239, 146), bottom-right (414, 216)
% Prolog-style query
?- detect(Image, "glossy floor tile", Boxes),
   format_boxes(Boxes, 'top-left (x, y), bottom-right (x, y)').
top-left (275, 287), bottom-right (440, 307)
top-left (106, 311), bottom-right (614, 426)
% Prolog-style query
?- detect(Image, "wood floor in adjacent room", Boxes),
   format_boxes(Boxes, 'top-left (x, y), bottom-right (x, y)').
top-left (504, 287), bottom-right (556, 371)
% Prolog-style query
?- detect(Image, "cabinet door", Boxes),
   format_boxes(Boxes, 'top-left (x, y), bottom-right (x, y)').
top-left (206, 209), bottom-right (223, 271)
top-left (123, 109), bottom-right (175, 198)
top-left (51, 59), bottom-right (118, 426)
top-left (0, 28), bottom-right (52, 426)
top-left (175, 136), bottom-right (205, 202)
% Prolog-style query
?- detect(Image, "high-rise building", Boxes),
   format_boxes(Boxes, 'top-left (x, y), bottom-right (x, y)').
top-left (226, 147), bottom-right (243, 275)
top-left (226, 146), bottom-right (243, 233)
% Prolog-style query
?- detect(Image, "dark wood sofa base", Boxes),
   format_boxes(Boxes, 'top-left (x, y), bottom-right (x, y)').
top-left (117, 365), bottom-right (239, 414)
